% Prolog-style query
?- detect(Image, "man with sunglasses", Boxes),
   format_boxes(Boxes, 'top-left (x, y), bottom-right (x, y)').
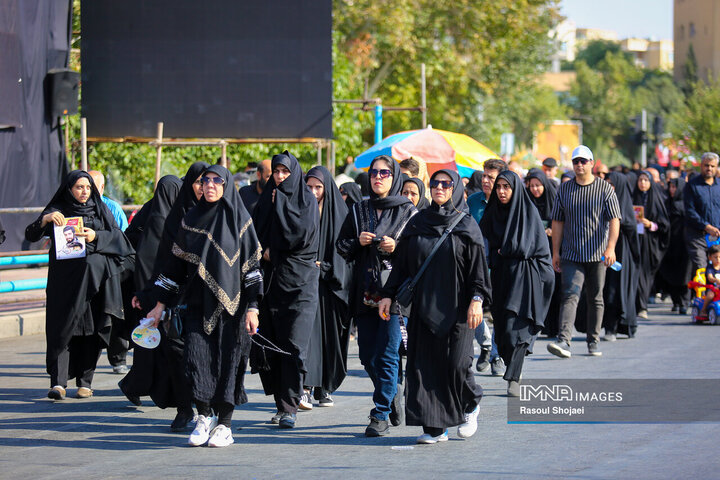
top-left (547, 145), bottom-right (621, 358)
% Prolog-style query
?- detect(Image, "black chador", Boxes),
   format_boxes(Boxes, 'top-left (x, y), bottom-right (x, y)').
top-left (252, 151), bottom-right (320, 417)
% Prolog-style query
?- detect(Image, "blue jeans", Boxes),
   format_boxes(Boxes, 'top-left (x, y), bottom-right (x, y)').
top-left (474, 317), bottom-right (498, 358)
top-left (356, 311), bottom-right (401, 421)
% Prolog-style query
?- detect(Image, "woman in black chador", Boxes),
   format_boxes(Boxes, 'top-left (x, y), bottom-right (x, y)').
top-left (337, 155), bottom-right (417, 437)
top-left (632, 171), bottom-right (670, 319)
top-left (25, 170), bottom-right (135, 400)
top-left (524, 168), bottom-right (561, 337)
top-left (147, 164), bottom-right (263, 448)
top-left (480, 170), bottom-right (554, 397)
top-left (657, 177), bottom-right (692, 315)
top-left (379, 169), bottom-right (488, 444)
top-left (302, 166), bottom-right (352, 407)
top-left (252, 151), bottom-right (319, 429)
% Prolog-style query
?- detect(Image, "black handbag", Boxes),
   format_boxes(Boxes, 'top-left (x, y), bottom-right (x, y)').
top-left (394, 212), bottom-right (467, 309)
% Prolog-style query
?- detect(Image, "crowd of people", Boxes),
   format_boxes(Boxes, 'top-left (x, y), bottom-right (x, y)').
top-left (24, 146), bottom-right (720, 447)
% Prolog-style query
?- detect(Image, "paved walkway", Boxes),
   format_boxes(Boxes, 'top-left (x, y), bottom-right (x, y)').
top-left (0, 301), bottom-right (718, 479)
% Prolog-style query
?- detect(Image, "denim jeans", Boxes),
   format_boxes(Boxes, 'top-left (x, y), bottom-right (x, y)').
top-left (356, 311), bottom-right (401, 421)
top-left (557, 260), bottom-right (607, 345)
top-left (473, 317), bottom-right (498, 358)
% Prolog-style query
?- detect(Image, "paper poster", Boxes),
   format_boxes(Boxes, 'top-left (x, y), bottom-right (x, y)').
top-left (53, 216), bottom-right (86, 260)
top-left (633, 206), bottom-right (645, 234)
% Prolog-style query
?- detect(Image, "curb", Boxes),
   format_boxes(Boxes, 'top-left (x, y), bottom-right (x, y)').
top-left (0, 309), bottom-right (45, 338)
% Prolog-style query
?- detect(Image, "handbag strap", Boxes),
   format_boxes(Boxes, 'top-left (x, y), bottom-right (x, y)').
top-left (405, 212), bottom-right (467, 291)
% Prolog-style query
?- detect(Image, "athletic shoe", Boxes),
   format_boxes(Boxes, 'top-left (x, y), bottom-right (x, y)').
top-left (416, 430), bottom-right (448, 444)
top-left (76, 387), bottom-right (93, 398)
top-left (671, 304), bottom-right (678, 312)
top-left (679, 306), bottom-right (687, 315)
top-left (364, 416), bottom-right (389, 437)
top-left (171, 410), bottom-right (196, 432)
top-left (207, 425), bottom-right (234, 447)
top-left (48, 385), bottom-right (66, 400)
top-left (112, 365), bottom-right (129, 374)
top-left (507, 380), bottom-right (520, 397)
top-left (547, 341), bottom-right (572, 358)
top-left (317, 392), bottom-right (334, 407)
top-left (299, 390), bottom-right (313, 410)
top-left (269, 411), bottom-right (282, 424)
top-left (588, 342), bottom-right (602, 356)
top-left (457, 405), bottom-right (480, 438)
top-left (188, 415), bottom-right (218, 446)
top-left (278, 412), bottom-right (296, 429)
top-left (490, 356), bottom-right (506, 376)
top-left (389, 388), bottom-right (404, 426)
top-left (475, 348), bottom-right (491, 373)
top-left (601, 333), bottom-right (616, 342)
top-left (637, 309), bottom-right (648, 319)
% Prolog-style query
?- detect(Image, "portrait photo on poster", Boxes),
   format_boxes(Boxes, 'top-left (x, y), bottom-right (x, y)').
top-left (53, 217), bottom-right (86, 260)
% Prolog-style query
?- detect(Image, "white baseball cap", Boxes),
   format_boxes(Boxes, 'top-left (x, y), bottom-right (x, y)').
top-left (571, 145), bottom-right (594, 162)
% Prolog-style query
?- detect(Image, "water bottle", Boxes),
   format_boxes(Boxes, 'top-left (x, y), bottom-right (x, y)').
top-left (601, 256), bottom-right (622, 271)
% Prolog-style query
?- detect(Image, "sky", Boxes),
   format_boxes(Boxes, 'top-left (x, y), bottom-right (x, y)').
top-left (561, 0), bottom-right (673, 40)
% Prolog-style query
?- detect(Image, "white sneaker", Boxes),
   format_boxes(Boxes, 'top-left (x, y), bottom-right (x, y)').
top-left (188, 415), bottom-right (218, 446)
top-left (207, 424), bottom-right (234, 448)
top-left (299, 390), bottom-right (313, 410)
top-left (416, 430), bottom-right (448, 444)
top-left (457, 405), bottom-right (480, 438)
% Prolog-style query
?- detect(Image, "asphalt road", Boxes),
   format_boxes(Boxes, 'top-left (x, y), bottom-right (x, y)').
top-left (0, 300), bottom-right (718, 479)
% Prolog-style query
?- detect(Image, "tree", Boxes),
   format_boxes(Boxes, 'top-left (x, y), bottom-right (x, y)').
top-left (672, 76), bottom-right (720, 154)
top-left (682, 43), bottom-right (699, 96)
top-left (573, 39), bottom-right (632, 70)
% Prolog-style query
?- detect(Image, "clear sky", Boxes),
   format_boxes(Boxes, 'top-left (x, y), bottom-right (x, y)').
top-left (561, 0), bottom-right (673, 40)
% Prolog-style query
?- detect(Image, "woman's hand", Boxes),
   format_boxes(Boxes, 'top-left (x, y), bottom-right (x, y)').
top-left (263, 248), bottom-right (271, 262)
top-left (359, 231), bottom-right (376, 246)
top-left (77, 227), bottom-right (96, 242)
top-left (378, 298), bottom-right (392, 321)
top-left (467, 299), bottom-right (483, 329)
top-left (146, 302), bottom-right (166, 328)
top-left (131, 296), bottom-right (142, 310)
top-left (245, 310), bottom-right (259, 335)
top-left (641, 218), bottom-right (652, 228)
top-left (271, 189), bottom-right (276, 203)
top-left (41, 211), bottom-right (65, 227)
top-left (379, 236), bottom-right (396, 253)
top-left (545, 228), bottom-right (552, 237)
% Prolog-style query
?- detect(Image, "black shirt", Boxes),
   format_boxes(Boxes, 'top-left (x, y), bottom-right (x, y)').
top-left (239, 182), bottom-right (262, 214)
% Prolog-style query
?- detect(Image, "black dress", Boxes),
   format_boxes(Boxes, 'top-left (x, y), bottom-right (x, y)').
top-left (25, 170), bottom-right (135, 389)
top-left (480, 170), bottom-right (555, 383)
top-left (303, 166), bottom-right (352, 396)
top-left (252, 151), bottom-right (320, 415)
top-left (382, 169), bottom-right (488, 430)
top-left (657, 178), bottom-right (692, 309)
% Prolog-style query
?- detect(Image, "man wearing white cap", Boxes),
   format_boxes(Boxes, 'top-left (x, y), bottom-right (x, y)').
top-left (547, 145), bottom-right (621, 358)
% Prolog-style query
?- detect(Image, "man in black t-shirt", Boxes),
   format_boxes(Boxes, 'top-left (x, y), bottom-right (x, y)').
top-left (239, 159), bottom-right (271, 213)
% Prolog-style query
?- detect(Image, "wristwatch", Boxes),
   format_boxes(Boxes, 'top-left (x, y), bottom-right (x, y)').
top-left (471, 295), bottom-right (483, 303)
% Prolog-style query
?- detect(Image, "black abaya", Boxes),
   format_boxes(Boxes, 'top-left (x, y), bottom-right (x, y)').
top-left (657, 178), bottom-right (692, 308)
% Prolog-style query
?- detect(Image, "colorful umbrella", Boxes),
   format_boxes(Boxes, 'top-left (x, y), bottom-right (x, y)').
top-left (354, 127), bottom-right (498, 177)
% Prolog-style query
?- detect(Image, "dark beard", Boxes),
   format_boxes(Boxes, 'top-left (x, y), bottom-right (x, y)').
top-left (257, 177), bottom-right (267, 191)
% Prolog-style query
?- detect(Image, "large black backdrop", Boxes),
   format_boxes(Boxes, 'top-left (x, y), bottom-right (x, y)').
top-left (81, 0), bottom-right (332, 139)
top-left (0, 0), bottom-right (71, 251)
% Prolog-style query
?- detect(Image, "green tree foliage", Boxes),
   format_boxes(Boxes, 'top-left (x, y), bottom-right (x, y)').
top-left (682, 43), bottom-right (699, 97)
top-left (672, 77), bottom-right (720, 154)
top-left (573, 40), bottom-right (631, 69)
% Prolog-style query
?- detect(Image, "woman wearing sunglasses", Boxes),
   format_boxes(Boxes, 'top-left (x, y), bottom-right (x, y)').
top-left (146, 164), bottom-right (264, 448)
top-left (337, 155), bottom-right (417, 437)
top-left (378, 169), bottom-right (489, 444)
top-left (480, 170), bottom-right (555, 397)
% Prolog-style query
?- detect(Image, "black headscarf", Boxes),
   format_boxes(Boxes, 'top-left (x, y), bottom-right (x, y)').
top-left (403, 169), bottom-right (482, 245)
top-left (163, 162), bottom-right (209, 247)
top-left (41, 170), bottom-right (114, 229)
top-left (479, 170), bottom-right (554, 326)
top-left (253, 151), bottom-right (319, 257)
top-left (402, 177), bottom-right (430, 210)
top-left (173, 164), bottom-right (262, 334)
top-left (355, 171), bottom-right (370, 197)
top-left (606, 171), bottom-right (640, 263)
top-left (666, 177), bottom-right (686, 219)
top-left (367, 155), bottom-right (413, 238)
top-left (129, 175), bottom-right (182, 291)
top-left (465, 170), bottom-right (483, 197)
top-left (524, 169), bottom-right (556, 221)
top-left (340, 181), bottom-right (362, 206)
top-left (306, 166), bottom-right (351, 303)
top-left (632, 171), bottom-right (671, 269)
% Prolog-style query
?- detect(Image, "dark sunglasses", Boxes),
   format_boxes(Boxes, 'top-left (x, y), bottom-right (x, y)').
top-left (201, 176), bottom-right (226, 185)
top-left (571, 157), bottom-right (591, 165)
top-left (369, 168), bottom-right (393, 179)
top-left (429, 179), bottom-right (454, 189)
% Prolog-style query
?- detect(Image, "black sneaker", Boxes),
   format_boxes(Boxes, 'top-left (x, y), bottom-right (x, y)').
top-left (170, 409), bottom-right (196, 432)
top-left (365, 416), bottom-right (390, 437)
top-left (490, 356), bottom-right (506, 376)
top-left (588, 342), bottom-right (602, 356)
top-left (476, 348), bottom-right (491, 373)
top-left (389, 388), bottom-right (404, 426)
top-left (278, 412), bottom-right (297, 429)
top-left (317, 392), bottom-right (334, 407)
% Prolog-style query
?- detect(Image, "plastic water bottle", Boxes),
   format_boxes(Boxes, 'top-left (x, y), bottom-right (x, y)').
top-left (601, 256), bottom-right (622, 271)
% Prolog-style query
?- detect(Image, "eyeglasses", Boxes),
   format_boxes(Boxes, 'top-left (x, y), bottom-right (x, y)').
top-left (369, 168), bottom-right (393, 179)
top-left (429, 179), bottom-right (454, 189)
top-left (571, 157), bottom-right (591, 165)
top-left (201, 176), bottom-right (225, 185)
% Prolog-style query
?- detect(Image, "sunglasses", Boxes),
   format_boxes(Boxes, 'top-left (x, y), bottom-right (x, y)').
top-left (201, 176), bottom-right (226, 185)
top-left (429, 179), bottom-right (454, 189)
top-left (369, 168), bottom-right (393, 179)
top-left (571, 157), bottom-right (591, 165)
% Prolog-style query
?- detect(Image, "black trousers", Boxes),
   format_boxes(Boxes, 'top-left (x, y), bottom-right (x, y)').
top-left (48, 335), bottom-right (101, 388)
top-left (107, 317), bottom-right (129, 366)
